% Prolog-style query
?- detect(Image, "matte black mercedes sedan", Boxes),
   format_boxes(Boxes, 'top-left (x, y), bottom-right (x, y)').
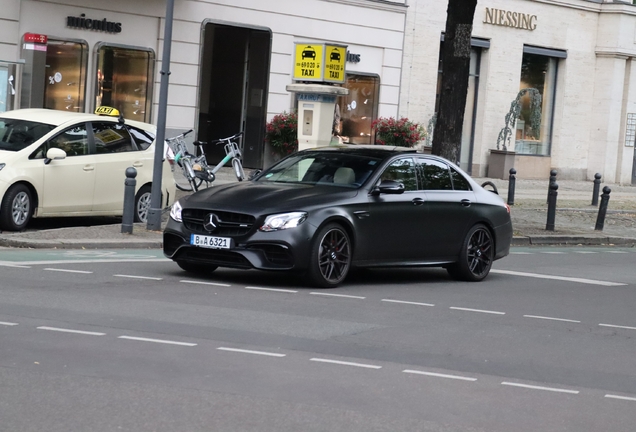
top-left (163, 146), bottom-right (512, 288)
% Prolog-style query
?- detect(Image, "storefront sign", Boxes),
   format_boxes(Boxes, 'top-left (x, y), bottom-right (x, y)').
top-left (23, 33), bottom-right (48, 44)
top-left (346, 51), bottom-right (361, 63)
top-left (293, 42), bottom-right (348, 83)
top-left (67, 13), bottom-right (122, 33)
top-left (484, 8), bottom-right (537, 31)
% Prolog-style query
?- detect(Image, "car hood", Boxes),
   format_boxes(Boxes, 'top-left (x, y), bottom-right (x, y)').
top-left (181, 181), bottom-right (360, 214)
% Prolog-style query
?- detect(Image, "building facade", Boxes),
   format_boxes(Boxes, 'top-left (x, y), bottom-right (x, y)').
top-left (1, 0), bottom-right (407, 168)
top-left (401, 0), bottom-right (636, 184)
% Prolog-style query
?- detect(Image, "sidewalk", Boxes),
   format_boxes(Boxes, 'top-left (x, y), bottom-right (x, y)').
top-left (0, 170), bottom-right (634, 249)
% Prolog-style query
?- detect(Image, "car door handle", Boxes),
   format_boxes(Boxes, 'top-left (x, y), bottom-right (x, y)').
top-left (461, 199), bottom-right (471, 207)
top-left (132, 162), bottom-right (143, 167)
top-left (412, 197), bottom-right (425, 206)
top-left (83, 165), bottom-right (94, 171)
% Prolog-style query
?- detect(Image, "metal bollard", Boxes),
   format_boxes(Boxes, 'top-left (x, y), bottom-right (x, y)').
top-left (591, 173), bottom-right (602, 206)
top-left (546, 181), bottom-right (558, 231)
top-left (547, 169), bottom-right (557, 204)
top-left (507, 168), bottom-right (516, 206)
top-left (122, 167), bottom-right (137, 234)
top-left (594, 186), bottom-right (611, 231)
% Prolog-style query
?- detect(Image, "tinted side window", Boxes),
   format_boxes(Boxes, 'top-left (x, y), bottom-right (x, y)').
top-left (450, 167), bottom-right (471, 191)
top-left (93, 122), bottom-right (135, 154)
top-left (47, 124), bottom-right (89, 157)
top-left (417, 159), bottom-right (452, 190)
top-left (380, 158), bottom-right (417, 191)
top-left (128, 126), bottom-right (154, 150)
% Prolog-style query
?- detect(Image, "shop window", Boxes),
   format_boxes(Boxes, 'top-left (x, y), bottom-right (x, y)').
top-left (335, 73), bottom-right (380, 144)
top-left (515, 47), bottom-right (563, 156)
top-left (0, 63), bottom-right (16, 113)
top-left (95, 44), bottom-right (154, 123)
top-left (43, 39), bottom-right (88, 112)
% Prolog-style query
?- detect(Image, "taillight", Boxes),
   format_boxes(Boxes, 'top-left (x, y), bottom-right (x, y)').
top-left (505, 203), bottom-right (511, 213)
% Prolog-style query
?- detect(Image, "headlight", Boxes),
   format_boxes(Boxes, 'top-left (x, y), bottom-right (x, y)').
top-left (0, 163), bottom-right (5, 171)
top-left (260, 212), bottom-right (307, 232)
top-left (170, 200), bottom-right (183, 222)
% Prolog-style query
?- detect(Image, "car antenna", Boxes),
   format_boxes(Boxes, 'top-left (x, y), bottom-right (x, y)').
top-left (118, 112), bottom-right (125, 125)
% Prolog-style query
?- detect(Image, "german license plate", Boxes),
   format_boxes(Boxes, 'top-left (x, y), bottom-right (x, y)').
top-left (190, 234), bottom-right (232, 249)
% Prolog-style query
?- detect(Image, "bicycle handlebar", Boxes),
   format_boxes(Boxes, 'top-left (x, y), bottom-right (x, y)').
top-left (166, 129), bottom-right (194, 142)
top-left (195, 131), bottom-right (243, 147)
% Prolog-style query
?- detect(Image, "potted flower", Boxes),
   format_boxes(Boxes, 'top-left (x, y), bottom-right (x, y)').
top-left (265, 111), bottom-right (298, 158)
top-left (371, 116), bottom-right (426, 148)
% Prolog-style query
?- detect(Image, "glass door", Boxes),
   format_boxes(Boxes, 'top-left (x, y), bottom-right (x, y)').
top-left (43, 39), bottom-right (88, 112)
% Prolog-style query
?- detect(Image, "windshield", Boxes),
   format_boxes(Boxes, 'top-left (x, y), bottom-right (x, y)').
top-left (0, 118), bottom-right (56, 151)
top-left (257, 152), bottom-right (381, 188)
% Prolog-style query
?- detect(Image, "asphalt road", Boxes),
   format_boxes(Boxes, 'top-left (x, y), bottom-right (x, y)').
top-left (0, 247), bottom-right (635, 431)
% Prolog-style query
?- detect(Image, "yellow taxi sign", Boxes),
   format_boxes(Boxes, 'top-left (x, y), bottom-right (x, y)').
top-left (293, 43), bottom-right (324, 81)
top-left (324, 45), bottom-right (346, 84)
top-left (95, 106), bottom-right (120, 117)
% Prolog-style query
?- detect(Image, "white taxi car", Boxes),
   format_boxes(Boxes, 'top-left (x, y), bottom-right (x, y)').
top-left (0, 107), bottom-right (176, 231)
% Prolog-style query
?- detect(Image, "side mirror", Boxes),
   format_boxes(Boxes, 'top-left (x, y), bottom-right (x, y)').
top-left (248, 169), bottom-right (262, 180)
top-left (44, 147), bottom-right (67, 165)
top-left (371, 179), bottom-right (405, 195)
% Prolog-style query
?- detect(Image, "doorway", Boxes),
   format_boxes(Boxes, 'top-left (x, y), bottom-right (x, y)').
top-left (198, 22), bottom-right (271, 169)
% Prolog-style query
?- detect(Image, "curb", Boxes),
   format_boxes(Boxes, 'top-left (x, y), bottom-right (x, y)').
top-left (0, 237), bottom-right (162, 249)
top-left (512, 235), bottom-right (636, 247)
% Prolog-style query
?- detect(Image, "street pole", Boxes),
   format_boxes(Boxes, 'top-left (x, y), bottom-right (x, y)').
top-left (147, 0), bottom-right (175, 231)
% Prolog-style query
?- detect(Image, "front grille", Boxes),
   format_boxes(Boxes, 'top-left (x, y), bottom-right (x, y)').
top-left (182, 209), bottom-right (255, 236)
top-left (175, 248), bottom-right (252, 269)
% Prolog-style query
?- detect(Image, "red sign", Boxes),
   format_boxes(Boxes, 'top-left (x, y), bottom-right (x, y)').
top-left (23, 33), bottom-right (48, 44)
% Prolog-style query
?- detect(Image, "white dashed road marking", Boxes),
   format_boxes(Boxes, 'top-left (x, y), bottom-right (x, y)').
top-left (501, 382), bottom-right (579, 394)
top-left (0, 321), bottom-right (18, 326)
top-left (245, 286), bottom-right (298, 293)
top-left (605, 394), bottom-right (636, 402)
top-left (118, 336), bottom-right (197, 346)
top-left (310, 358), bottom-right (381, 369)
top-left (217, 347), bottom-right (286, 357)
top-left (114, 274), bottom-right (163, 280)
top-left (180, 280), bottom-right (231, 287)
top-left (523, 315), bottom-right (581, 323)
top-left (37, 326), bottom-right (105, 336)
top-left (310, 292), bottom-right (366, 299)
top-left (491, 269), bottom-right (627, 286)
top-left (44, 268), bottom-right (93, 274)
top-left (382, 299), bottom-right (435, 307)
top-left (599, 323), bottom-right (636, 331)
top-left (403, 369), bottom-right (477, 382)
top-left (450, 307), bottom-right (505, 315)
top-left (0, 263), bottom-right (31, 268)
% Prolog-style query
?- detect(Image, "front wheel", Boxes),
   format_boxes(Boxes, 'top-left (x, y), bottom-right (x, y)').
top-left (447, 224), bottom-right (494, 282)
top-left (232, 158), bottom-right (245, 181)
top-left (134, 185), bottom-right (152, 223)
top-left (0, 184), bottom-right (33, 231)
top-left (307, 223), bottom-right (351, 288)
top-left (175, 158), bottom-right (203, 192)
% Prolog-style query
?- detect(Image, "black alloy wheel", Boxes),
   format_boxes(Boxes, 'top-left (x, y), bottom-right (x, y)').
top-left (308, 223), bottom-right (351, 288)
top-left (447, 223), bottom-right (494, 282)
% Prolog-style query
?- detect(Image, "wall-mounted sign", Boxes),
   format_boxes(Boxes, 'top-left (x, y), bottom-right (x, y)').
top-left (483, 7), bottom-right (537, 31)
top-left (293, 42), bottom-right (347, 84)
top-left (23, 33), bottom-right (48, 44)
top-left (346, 51), bottom-right (361, 63)
top-left (67, 13), bottom-right (122, 33)
top-left (324, 45), bottom-right (346, 83)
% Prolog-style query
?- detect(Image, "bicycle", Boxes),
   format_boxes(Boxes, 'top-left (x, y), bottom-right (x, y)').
top-left (166, 130), bottom-right (245, 192)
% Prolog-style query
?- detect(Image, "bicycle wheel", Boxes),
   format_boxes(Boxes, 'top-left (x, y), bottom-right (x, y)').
top-left (177, 158), bottom-right (203, 192)
top-left (232, 158), bottom-right (245, 181)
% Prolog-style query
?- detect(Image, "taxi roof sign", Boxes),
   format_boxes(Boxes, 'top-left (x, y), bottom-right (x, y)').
top-left (95, 106), bottom-right (120, 117)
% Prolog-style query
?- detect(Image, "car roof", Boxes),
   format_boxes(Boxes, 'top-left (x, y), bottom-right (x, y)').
top-left (0, 108), bottom-right (155, 131)
top-left (303, 144), bottom-right (417, 159)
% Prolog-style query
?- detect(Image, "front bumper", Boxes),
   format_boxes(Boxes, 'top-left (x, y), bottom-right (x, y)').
top-left (163, 217), bottom-right (315, 271)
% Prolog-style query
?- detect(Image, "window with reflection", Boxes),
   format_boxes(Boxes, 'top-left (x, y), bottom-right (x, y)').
top-left (335, 73), bottom-right (380, 144)
top-left (416, 159), bottom-right (452, 190)
top-left (95, 45), bottom-right (154, 122)
top-left (515, 51), bottom-right (558, 156)
top-left (44, 39), bottom-right (88, 112)
top-left (380, 158), bottom-right (417, 191)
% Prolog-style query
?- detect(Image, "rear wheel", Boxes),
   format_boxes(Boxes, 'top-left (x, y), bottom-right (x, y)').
top-left (0, 184), bottom-right (33, 231)
top-left (232, 158), bottom-right (245, 181)
top-left (176, 260), bottom-right (218, 274)
top-left (447, 224), bottom-right (494, 281)
top-left (307, 223), bottom-right (351, 288)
